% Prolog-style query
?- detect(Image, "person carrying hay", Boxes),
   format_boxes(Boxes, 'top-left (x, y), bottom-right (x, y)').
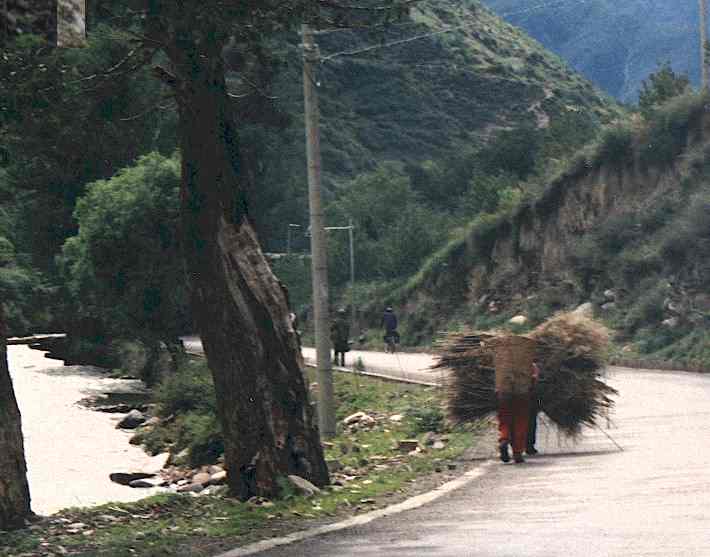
top-left (489, 336), bottom-right (538, 464)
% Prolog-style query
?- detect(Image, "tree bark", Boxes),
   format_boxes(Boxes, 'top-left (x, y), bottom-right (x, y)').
top-left (0, 305), bottom-right (32, 530)
top-left (172, 48), bottom-right (329, 499)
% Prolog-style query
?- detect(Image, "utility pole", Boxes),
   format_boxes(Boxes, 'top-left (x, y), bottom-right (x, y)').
top-left (302, 24), bottom-right (336, 438)
top-left (701, 0), bottom-right (709, 89)
top-left (349, 219), bottom-right (356, 333)
top-left (287, 224), bottom-right (301, 256)
top-left (325, 222), bottom-right (357, 334)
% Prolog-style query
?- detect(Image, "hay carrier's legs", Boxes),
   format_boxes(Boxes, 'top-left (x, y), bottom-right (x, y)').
top-left (497, 394), bottom-right (531, 461)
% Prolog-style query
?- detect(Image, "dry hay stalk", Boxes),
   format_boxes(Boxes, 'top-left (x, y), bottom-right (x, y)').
top-left (433, 312), bottom-right (618, 437)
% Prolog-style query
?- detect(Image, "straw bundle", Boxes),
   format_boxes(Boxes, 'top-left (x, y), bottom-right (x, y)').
top-left (433, 312), bottom-right (617, 437)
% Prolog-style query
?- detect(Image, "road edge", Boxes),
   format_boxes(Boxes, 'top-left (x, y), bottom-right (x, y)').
top-left (215, 462), bottom-right (492, 557)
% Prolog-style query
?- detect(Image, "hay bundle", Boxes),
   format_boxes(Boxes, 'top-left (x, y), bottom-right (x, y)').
top-left (434, 312), bottom-right (617, 436)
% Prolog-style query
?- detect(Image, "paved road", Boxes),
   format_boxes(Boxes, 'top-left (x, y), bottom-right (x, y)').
top-left (252, 366), bottom-right (710, 556)
top-left (183, 337), bottom-right (442, 385)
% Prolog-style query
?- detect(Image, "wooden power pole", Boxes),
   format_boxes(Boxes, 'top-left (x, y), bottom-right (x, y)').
top-left (302, 24), bottom-right (336, 438)
top-left (701, 0), bottom-right (709, 89)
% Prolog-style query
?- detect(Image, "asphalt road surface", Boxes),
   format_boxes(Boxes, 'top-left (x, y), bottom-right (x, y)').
top-left (253, 366), bottom-right (710, 557)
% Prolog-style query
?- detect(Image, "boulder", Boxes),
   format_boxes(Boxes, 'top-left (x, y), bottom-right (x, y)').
top-left (177, 483), bottom-right (204, 493)
top-left (343, 411), bottom-right (368, 426)
top-left (573, 302), bottom-right (594, 317)
top-left (117, 410), bottom-right (147, 430)
top-left (509, 315), bottom-right (528, 326)
top-left (192, 472), bottom-right (211, 486)
top-left (432, 441), bottom-right (446, 450)
top-left (287, 475), bottom-right (321, 498)
top-left (95, 404), bottom-right (133, 414)
top-left (208, 470), bottom-right (228, 486)
top-left (141, 416), bottom-right (162, 428)
top-left (389, 414), bottom-right (404, 423)
top-left (109, 472), bottom-right (156, 486)
top-left (129, 478), bottom-right (164, 489)
top-left (603, 289), bottom-right (616, 301)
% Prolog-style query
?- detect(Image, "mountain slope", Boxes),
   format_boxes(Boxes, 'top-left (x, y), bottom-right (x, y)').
top-left (483, 0), bottom-right (702, 102)
top-left (251, 0), bottom-right (620, 248)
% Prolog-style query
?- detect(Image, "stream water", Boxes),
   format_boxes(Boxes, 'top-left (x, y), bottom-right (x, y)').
top-left (8, 345), bottom-right (167, 515)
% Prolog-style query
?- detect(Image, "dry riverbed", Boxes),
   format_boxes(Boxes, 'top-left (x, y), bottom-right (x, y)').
top-left (7, 345), bottom-right (167, 515)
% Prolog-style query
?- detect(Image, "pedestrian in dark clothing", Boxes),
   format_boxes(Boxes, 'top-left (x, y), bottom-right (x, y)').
top-left (331, 308), bottom-right (350, 366)
top-left (381, 306), bottom-right (399, 352)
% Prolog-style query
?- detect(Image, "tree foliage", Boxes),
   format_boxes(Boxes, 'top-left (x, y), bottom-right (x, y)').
top-left (60, 152), bottom-right (189, 379)
top-left (638, 62), bottom-right (690, 118)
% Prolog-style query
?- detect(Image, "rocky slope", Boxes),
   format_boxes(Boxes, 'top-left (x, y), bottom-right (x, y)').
top-left (388, 93), bottom-right (710, 367)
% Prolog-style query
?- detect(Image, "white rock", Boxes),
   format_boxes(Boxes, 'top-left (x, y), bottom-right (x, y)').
top-left (662, 317), bottom-right (680, 329)
top-left (573, 302), bottom-right (594, 317)
top-left (509, 315), bottom-right (528, 325)
top-left (343, 411), bottom-right (368, 425)
top-left (116, 410), bottom-right (147, 430)
top-left (287, 475), bottom-right (321, 498)
top-left (208, 470), bottom-right (227, 485)
top-left (603, 289), bottom-right (616, 301)
top-left (389, 414), bottom-right (404, 423)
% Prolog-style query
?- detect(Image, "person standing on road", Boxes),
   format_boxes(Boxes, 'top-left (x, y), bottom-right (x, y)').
top-left (527, 360), bottom-right (542, 455)
top-left (495, 340), bottom-right (539, 464)
top-left (331, 308), bottom-right (350, 366)
top-left (381, 306), bottom-right (399, 353)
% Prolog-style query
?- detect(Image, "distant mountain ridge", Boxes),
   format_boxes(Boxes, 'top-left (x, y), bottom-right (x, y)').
top-left (483, 0), bottom-right (703, 102)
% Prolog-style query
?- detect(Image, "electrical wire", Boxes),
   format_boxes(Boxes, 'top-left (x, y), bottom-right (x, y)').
top-left (320, 0), bottom-right (608, 62)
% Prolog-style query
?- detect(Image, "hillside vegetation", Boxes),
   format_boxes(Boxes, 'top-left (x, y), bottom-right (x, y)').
top-left (484, 0), bottom-right (703, 102)
top-left (385, 91), bottom-right (710, 368)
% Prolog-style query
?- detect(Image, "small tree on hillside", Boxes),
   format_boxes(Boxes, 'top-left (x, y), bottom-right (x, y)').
top-left (638, 62), bottom-right (691, 118)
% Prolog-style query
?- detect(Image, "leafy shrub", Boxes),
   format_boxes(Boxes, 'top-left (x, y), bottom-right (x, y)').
top-left (156, 361), bottom-right (217, 417)
top-left (178, 413), bottom-right (223, 467)
top-left (597, 123), bottom-right (635, 166)
top-left (406, 402), bottom-right (445, 434)
top-left (622, 285), bottom-right (666, 334)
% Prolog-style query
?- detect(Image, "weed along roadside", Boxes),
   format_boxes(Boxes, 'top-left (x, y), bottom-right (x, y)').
top-left (0, 360), bottom-right (485, 557)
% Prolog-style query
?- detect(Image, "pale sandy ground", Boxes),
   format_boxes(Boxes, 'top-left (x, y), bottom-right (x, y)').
top-left (8, 345), bottom-right (166, 515)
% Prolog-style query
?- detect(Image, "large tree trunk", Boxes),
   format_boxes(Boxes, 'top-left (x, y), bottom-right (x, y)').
top-left (173, 48), bottom-right (329, 499)
top-left (0, 305), bottom-right (32, 530)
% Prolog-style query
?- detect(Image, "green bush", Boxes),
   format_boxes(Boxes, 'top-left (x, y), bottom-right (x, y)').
top-left (179, 413), bottom-right (224, 467)
top-left (622, 285), bottom-right (666, 334)
top-left (405, 402), bottom-right (445, 434)
top-left (156, 361), bottom-right (217, 417)
top-left (597, 123), bottom-right (635, 166)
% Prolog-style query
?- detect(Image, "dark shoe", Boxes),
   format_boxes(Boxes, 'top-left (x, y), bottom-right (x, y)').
top-left (526, 446), bottom-right (538, 455)
top-left (513, 453), bottom-right (525, 464)
top-left (499, 441), bottom-right (510, 463)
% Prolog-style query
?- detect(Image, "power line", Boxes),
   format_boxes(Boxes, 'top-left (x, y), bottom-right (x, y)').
top-left (320, 0), bottom-right (606, 62)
